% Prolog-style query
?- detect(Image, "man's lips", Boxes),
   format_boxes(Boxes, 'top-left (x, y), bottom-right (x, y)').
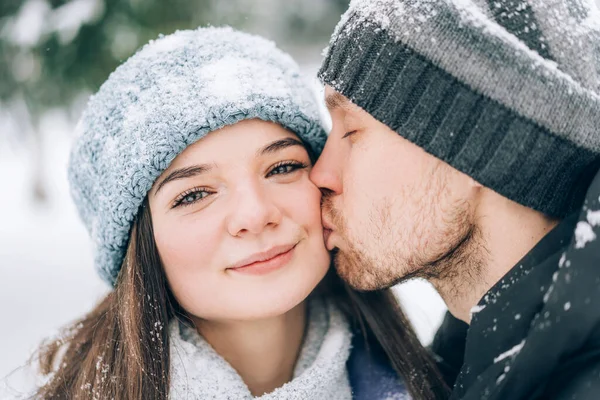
top-left (227, 243), bottom-right (297, 270)
top-left (321, 217), bottom-right (336, 232)
top-left (323, 228), bottom-right (334, 251)
top-left (322, 218), bottom-right (336, 250)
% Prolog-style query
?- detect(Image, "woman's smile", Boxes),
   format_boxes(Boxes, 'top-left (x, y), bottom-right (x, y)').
top-left (226, 242), bottom-right (298, 275)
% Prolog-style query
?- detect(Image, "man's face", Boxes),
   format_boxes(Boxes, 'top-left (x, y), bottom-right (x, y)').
top-left (310, 86), bottom-right (480, 290)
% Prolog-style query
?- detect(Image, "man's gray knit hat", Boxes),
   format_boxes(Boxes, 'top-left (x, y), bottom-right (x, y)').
top-left (319, 0), bottom-right (600, 218)
top-left (69, 27), bottom-right (327, 286)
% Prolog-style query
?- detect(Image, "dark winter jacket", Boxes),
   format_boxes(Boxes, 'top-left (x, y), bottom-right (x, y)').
top-left (347, 330), bottom-right (409, 399)
top-left (432, 168), bottom-right (600, 399)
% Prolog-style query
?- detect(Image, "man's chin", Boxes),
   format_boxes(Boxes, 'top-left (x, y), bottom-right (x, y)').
top-left (333, 250), bottom-right (404, 291)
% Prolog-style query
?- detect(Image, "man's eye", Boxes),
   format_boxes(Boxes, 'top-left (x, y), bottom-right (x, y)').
top-left (342, 130), bottom-right (357, 139)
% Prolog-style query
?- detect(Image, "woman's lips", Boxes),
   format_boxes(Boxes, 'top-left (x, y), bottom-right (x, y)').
top-left (227, 243), bottom-right (297, 275)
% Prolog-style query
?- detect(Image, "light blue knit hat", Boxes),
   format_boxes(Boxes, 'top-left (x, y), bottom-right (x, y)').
top-left (68, 27), bottom-right (327, 286)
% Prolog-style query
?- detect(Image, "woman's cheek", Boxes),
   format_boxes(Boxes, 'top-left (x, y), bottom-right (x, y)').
top-left (282, 178), bottom-right (324, 232)
top-left (157, 214), bottom-right (222, 277)
top-left (159, 218), bottom-right (223, 314)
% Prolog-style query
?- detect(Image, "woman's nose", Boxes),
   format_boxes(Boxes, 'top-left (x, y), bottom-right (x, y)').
top-left (226, 181), bottom-right (282, 237)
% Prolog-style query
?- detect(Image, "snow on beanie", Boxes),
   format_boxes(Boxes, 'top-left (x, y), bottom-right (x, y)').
top-left (319, 0), bottom-right (600, 218)
top-left (68, 27), bottom-right (327, 286)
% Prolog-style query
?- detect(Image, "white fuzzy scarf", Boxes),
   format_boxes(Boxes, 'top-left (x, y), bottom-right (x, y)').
top-left (168, 298), bottom-right (353, 399)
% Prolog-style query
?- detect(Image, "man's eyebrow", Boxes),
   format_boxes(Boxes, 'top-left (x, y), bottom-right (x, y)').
top-left (258, 137), bottom-right (305, 156)
top-left (154, 164), bottom-right (212, 195)
top-left (325, 92), bottom-right (350, 111)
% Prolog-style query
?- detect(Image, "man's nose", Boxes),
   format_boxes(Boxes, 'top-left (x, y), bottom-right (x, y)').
top-left (309, 141), bottom-right (343, 195)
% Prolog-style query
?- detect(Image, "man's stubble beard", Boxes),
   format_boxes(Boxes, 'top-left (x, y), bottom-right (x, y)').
top-left (322, 193), bottom-right (489, 302)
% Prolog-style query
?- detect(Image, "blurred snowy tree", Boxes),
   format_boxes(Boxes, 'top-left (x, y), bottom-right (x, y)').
top-left (0, 0), bottom-right (347, 117)
top-left (0, 0), bottom-right (348, 202)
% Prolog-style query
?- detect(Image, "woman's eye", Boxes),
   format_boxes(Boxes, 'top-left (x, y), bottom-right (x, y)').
top-left (173, 189), bottom-right (211, 208)
top-left (267, 162), bottom-right (307, 177)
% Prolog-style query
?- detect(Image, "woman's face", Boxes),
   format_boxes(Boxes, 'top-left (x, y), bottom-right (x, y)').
top-left (149, 119), bottom-right (330, 321)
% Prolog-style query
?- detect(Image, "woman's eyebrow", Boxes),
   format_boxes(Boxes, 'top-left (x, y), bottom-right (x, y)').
top-left (154, 138), bottom-right (303, 196)
top-left (258, 137), bottom-right (305, 156)
top-left (154, 164), bottom-right (212, 195)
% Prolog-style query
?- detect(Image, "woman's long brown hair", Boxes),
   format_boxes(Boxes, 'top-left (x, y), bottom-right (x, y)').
top-left (34, 198), bottom-right (450, 399)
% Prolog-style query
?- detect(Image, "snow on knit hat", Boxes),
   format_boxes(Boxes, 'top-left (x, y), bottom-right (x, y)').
top-left (319, 0), bottom-right (600, 218)
top-left (68, 27), bottom-right (327, 286)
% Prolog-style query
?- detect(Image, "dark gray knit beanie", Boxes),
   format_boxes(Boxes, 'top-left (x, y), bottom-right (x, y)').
top-left (319, 0), bottom-right (600, 218)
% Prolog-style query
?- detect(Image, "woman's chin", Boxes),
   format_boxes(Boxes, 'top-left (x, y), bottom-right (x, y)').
top-left (188, 265), bottom-right (328, 322)
top-left (224, 280), bottom-right (321, 320)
